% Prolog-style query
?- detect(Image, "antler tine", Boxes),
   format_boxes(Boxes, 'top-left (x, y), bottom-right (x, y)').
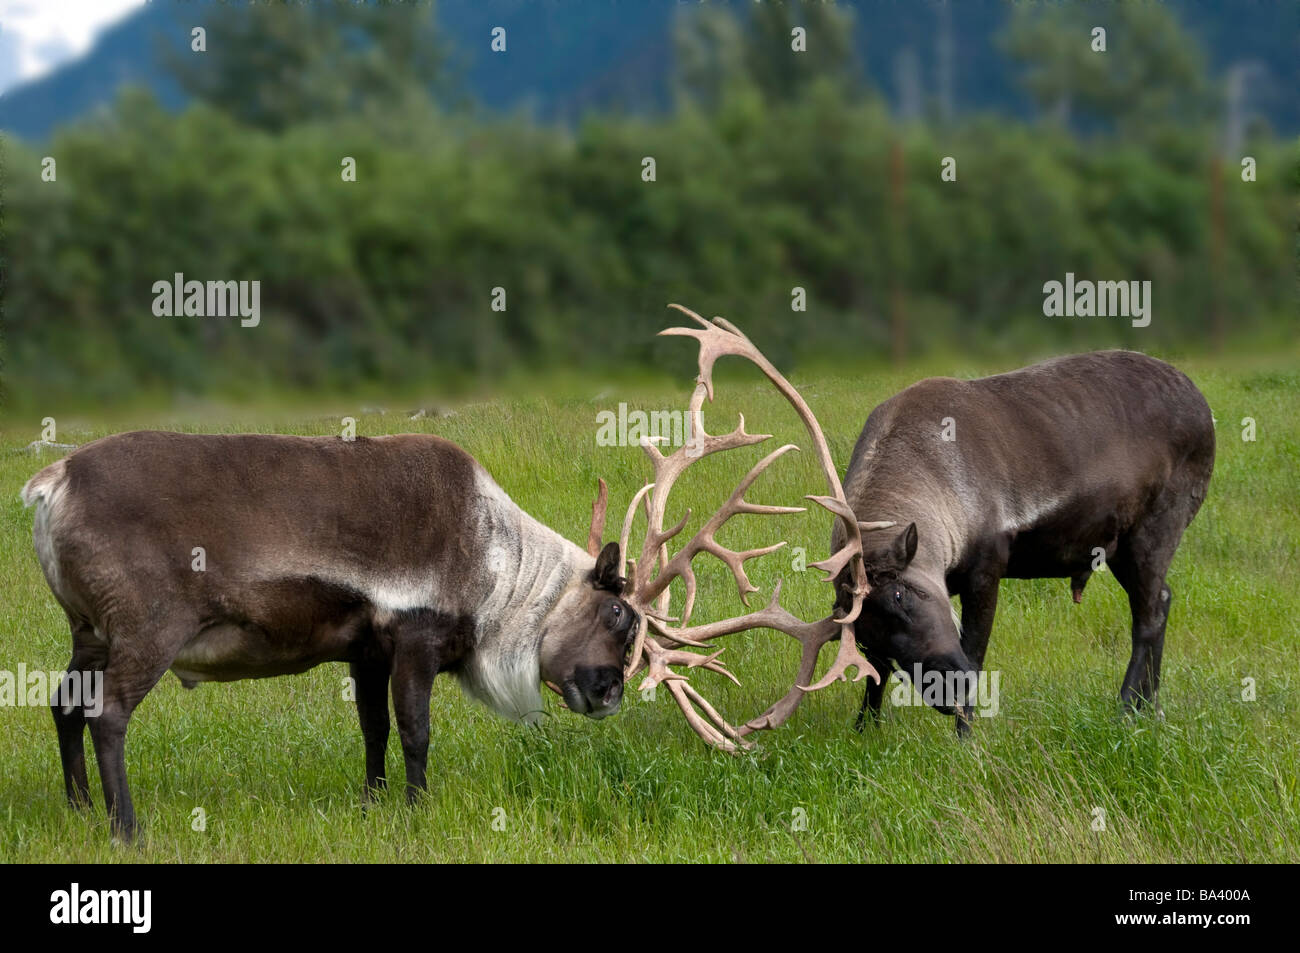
top-left (797, 622), bottom-right (878, 692)
top-left (633, 644), bottom-right (740, 686)
top-left (664, 679), bottom-right (748, 751)
top-left (737, 619), bottom-right (835, 733)
top-left (617, 482), bottom-right (656, 579)
top-left (586, 478), bottom-right (608, 557)
top-left (662, 304), bottom-right (759, 402)
top-left (675, 681), bottom-right (748, 746)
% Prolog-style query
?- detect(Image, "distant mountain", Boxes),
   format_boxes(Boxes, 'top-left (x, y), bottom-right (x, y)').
top-left (0, 3), bottom-right (188, 140)
top-left (1, 0), bottom-right (1295, 141)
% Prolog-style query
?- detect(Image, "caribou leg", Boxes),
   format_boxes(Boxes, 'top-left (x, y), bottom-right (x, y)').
top-left (87, 614), bottom-right (189, 844)
top-left (854, 651), bottom-right (891, 731)
top-left (952, 550), bottom-right (1005, 734)
top-left (958, 577), bottom-right (1000, 672)
top-left (351, 659), bottom-right (391, 801)
top-left (1110, 519), bottom-right (1182, 715)
top-left (52, 619), bottom-right (104, 810)
top-left (390, 633), bottom-right (440, 803)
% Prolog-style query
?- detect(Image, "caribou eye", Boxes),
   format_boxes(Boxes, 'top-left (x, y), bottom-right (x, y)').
top-left (611, 604), bottom-right (622, 620)
top-left (893, 587), bottom-right (903, 605)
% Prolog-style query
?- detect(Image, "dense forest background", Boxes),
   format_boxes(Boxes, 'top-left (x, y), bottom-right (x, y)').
top-left (1, 0), bottom-right (1295, 411)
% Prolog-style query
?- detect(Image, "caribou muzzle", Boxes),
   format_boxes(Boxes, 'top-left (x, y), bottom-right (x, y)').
top-left (564, 665), bottom-right (624, 718)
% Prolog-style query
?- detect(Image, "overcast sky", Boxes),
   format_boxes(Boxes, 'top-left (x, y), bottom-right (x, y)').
top-left (0, 0), bottom-right (145, 94)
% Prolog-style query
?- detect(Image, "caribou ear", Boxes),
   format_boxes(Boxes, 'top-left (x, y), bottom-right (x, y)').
top-left (590, 541), bottom-right (626, 594)
top-left (891, 523), bottom-right (918, 570)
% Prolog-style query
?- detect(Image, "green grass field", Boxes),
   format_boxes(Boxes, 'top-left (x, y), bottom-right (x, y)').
top-left (1, 353), bottom-right (1297, 862)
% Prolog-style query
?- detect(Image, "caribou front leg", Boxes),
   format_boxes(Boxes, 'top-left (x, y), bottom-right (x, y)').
top-left (854, 650), bottom-right (891, 731)
top-left (390, 634), bottom-right (439, 803)
top-left (955, 559), bottom-right (1003, 735)
top-left (351, 659), bottom-right (391, 802)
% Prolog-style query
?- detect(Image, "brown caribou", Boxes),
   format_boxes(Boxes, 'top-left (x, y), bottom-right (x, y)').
top-left (24, 431), bottom-right (645, 840)
top-left (832, 350), bottom-right (1216, 730)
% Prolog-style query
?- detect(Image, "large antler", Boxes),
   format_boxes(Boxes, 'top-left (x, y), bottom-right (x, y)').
top-left (607, 305), bottom-right (887, 752)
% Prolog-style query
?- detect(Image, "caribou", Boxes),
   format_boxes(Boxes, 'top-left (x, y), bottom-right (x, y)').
top-left (22, 307), bottom-right (883, 840)
top-left (24, 430), bottom-right (641, 841)
top-left (832, 349), bottom-right (1215, 729)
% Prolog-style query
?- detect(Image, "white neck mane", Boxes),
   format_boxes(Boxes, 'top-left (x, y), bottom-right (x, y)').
top-left (457, 467), bottom-right (594, 722)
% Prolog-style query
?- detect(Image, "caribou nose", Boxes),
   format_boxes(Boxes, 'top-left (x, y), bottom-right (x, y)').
top-left (576, 666), bottom-right (624, 716)
top-left (601, 680), bottom-right (623, 708)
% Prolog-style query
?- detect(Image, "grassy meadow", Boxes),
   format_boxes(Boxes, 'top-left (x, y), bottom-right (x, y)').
top-left (1, 350), bottom-right (1297, 862)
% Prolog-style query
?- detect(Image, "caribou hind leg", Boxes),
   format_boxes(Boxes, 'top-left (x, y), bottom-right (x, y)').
top-left (87, 615), bottom-right (189, 844)
top-left (1113, 566), bottom-right (1172, 714)
top-left (51, 619), bottom-right (105, 809)
top-left (1109, 509), bottom-right (1188, 715)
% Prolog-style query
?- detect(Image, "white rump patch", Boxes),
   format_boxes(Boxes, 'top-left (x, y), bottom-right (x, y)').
top-left (21, 459), bottom-right (68, 509)
top-left (24, 460), bottom-right (71, 598)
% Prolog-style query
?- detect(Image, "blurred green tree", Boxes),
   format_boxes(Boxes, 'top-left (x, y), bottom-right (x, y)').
top-left (672, 1), bottom-right (862, 110)
top-left (1002, 1), bottom-right (1213, 137)
top-left (165, 0), bottom-right (449, 132)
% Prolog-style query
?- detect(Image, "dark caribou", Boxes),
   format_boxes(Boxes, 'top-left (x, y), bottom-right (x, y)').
top-left (833, 350), bottom-right (1216, 729)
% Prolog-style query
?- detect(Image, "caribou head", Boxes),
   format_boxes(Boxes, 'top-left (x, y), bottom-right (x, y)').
top-left (832, 521), bottom-right (972, 719)
top-left (537, 539), bottom-right (639, 719)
